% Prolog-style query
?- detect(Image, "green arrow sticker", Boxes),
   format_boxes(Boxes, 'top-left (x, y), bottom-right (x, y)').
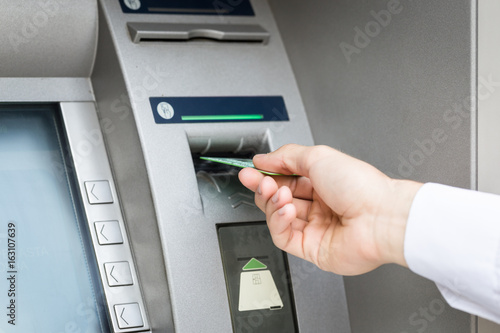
top-left (242, 258), bottom-right (267, 271)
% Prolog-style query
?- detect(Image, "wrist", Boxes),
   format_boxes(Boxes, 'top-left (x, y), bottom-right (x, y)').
top-left (377, 179), bottom-right (423, 267)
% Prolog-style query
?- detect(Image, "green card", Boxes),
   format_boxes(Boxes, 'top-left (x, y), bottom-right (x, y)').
top-left (199, 157), bottom-right (295, 176)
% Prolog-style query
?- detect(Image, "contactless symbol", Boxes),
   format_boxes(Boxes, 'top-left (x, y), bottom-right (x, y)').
top-left (157, 102), bottom-right (175, 120)
top-left (124, 0), bottom-right (141, 10)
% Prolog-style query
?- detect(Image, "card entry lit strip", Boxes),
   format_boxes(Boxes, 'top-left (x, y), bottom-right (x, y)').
top-left (148, 8), bottom-right (228, 14)
top-left (181, 114), bottom-right (264, 121)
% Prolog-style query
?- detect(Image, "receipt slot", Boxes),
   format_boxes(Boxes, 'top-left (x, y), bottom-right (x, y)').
top-left (218, 224), bottom-right (298, 333)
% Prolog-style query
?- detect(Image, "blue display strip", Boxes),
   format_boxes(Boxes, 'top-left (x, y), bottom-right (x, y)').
top-left (150, 96), bottom-right (290, 124)
top-left (119, 0), bottom-right (255, 16)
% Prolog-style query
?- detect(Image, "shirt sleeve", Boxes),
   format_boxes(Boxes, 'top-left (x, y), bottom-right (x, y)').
top-left (404, 183), bottom-right (500, 323)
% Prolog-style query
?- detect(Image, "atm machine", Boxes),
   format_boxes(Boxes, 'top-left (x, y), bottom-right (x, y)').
top-left (0, 0), bottom-right (498, 333)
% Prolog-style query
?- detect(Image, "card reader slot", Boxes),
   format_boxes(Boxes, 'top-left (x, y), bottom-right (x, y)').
top-left (189, 132), bottom-right (270, 156)
top-left (193, 152), bottom-right (252, 174)
top-left (189, 132), bottom-right (270, 175)
top-left (127, 22), bottom-right (270, 44)
top-left (189, 133), bottom-right (270, 214)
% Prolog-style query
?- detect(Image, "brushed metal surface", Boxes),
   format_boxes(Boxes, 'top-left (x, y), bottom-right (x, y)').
top-left (0, 78), bottom-right (94, 102)
top-left (92, 9), bottom-right (175, 332)
top-left (0, 0), bottom-right (98, 77)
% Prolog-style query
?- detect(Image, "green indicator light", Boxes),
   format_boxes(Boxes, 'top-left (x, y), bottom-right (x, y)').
top-left (181, 114), bottom-right (264, 121)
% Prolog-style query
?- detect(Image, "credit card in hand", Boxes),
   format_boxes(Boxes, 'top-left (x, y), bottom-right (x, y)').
top-left (199, 157), bottom-right (295, 176)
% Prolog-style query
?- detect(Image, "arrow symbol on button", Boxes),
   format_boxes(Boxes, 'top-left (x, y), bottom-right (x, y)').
top-left (120, 307), bottom-right (129, 326)
top-left (90, 184), bottom-right (99, 200)
top-left (110, 266), bottom-right (119, 283)
top-left (100, 225), bottom-right (109, 241)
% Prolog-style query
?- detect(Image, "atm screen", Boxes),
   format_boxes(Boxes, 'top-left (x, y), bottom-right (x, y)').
top-left (0, 105), bottom-right (108, 332)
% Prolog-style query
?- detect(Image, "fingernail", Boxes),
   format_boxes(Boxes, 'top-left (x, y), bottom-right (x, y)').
top-left (254, 154), bottom-right (265, 159)
top-left (272, 190), bottom-right (279, 204)
top-left (278, 206), bottom-right (286, 216)
top-left (257, 184), bottom-right (262, 195)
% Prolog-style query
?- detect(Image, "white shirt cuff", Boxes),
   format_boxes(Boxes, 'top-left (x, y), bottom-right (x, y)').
top-left (404, 183), bottom-right (500, 323)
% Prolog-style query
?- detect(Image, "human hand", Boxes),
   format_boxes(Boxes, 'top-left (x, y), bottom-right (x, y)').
top-left (238, 144), bottom-right (422, 275)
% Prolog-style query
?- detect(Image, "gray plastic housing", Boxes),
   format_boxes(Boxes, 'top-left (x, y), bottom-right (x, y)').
top-left (93, 0), bottom-right (351, 332)
top-left (0, 0), bottom-right (98, 77)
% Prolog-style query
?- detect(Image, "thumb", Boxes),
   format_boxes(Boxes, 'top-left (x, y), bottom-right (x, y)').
top-left (253, 144), bottom-right (329, 177)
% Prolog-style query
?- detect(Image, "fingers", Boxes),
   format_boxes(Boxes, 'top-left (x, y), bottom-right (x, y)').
top-left (253, 144), bottom-right (310, 176)
top-left (274, 188), bottom-right (330, 264)
top-left (239, 167), bottom-right (324, 265)
top-left (239, 167), bottom-right (314, 200)
top-left (301, 200), bottom-right (334, 265)
top-left (265, 187), bottom-right (310, 228)
top-left (291, 197), bottom-right (312, 221)
top-left (238, 167), bottom-right (264, 193)
top-left (275, 176), bottom-right (314, 201)
top-left (248, 176), bottom-right (296, 245)
top-left (255, 176), bottom-right (279, 212)
top-left (267, 203), bottom-right (307, 259)
top-left (239, 170), bottom-right (312, 219)
top-left (263, 187), bottom-right (309, 260)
